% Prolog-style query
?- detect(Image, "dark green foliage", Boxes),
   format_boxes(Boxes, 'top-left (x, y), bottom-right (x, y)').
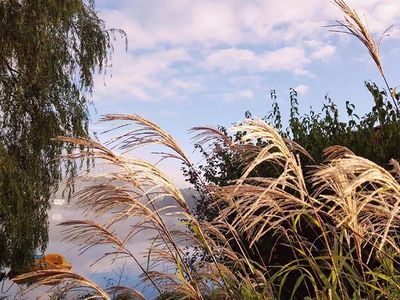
top-left (0, 0), bottom-right (118, 273)
top-left (185, 82), bottom-right (400, 298)
top-left (280, 83), bottom-right (400, 167)
top-left (189, 82), bottom-right (400, 221)
top-left (191, 82), bottom-right (400, 196)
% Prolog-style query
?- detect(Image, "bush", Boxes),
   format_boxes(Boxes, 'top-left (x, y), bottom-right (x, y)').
top-left (14, 114), bottom-right (400, 300)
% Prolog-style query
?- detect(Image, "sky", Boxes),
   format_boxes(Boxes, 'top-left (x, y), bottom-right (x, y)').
top-left (86, 0), bottom-right (400, 186)
top-left (4, 1), bottom-right (400, 298)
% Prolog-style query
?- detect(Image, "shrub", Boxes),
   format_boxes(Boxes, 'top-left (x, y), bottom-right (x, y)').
top-left (14, 114), bottom-right (400, 299)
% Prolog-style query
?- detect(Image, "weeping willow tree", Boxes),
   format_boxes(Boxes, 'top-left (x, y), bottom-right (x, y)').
top-left (0, 0), bottom-right (120, 273)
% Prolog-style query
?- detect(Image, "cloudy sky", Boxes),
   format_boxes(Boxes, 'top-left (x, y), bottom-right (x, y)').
top-left (90, 1), bottom-right (400, 167)
top-left (86, 0), bottom-right (400, 186)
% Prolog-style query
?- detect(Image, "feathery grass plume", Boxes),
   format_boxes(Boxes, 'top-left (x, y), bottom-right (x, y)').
top-left (59, 219), bottom-right (161, 293)
top-left (56, 137), bottom-right (193, 218)
top-left (332, 0), bottom-right (383, 75)
top-left (231, 119), bottom-right (309, 186)
top-left (99, 115), bottom-right (263, 296)
top-left (190, 126), bottom-right (234, 147)
top-left (95, 115), bottom-right (244, 292)
top-left (331, 0), bottom-right (399, 113)
top-left (107, 286), bottom-right (146, 300)
top-left (201, 120), bottom-right (328, 298)
top-left (312, 153), bottom-right (400, 255)
top-left (55, 115), bottom-right (247, 299)
top-left (203, 119), bottom-right (400, 298)
top-left (323, 145), bottom-right (355, 161)
top-left (14, 269), bottom-right (111, 299)
top-left (190, 125), bottom-right (272, 283)
top-left (191, 125), bottom-right (264, 172)
top-left (99, 114), bottom-right (191, 164)
top-left (215, 119), bottom-right (315, 246)
top-left (53, 139), bottom-right (201, 297)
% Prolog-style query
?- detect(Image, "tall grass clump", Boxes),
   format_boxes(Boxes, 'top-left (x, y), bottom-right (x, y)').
top-left (14, 113), bottom-right (400, 299)
top-left (14, 1), bottom-right (400, 299)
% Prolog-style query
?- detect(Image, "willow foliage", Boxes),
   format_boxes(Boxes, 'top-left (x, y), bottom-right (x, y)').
top-left (0, 0), bottom-right (118, 273)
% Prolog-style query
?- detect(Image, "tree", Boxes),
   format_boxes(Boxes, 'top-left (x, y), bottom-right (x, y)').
top-left (0, 0), bottom-right (121, 274)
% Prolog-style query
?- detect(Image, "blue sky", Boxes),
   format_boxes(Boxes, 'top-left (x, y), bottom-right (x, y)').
top-left (88, 1), bottom-right (400, 186)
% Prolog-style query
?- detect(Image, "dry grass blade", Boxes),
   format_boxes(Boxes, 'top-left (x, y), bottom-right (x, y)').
top-left (312, 154), bottom-right (400, 253)
top-left (107, 286), bottom-right (145, 300)
top-left (190, 126), bottom-right (233, 147)
top-left (55, 136), bottom-right (116, 160)
top-left (232, 119), bottom-right (309, 185)
top-left (331, 0), bottom-right (399, 112)
top-left (57, 120), bottom-right (208, 297)
top-left (59, 220), bottom-right (162, 292)
top-left (99, 114), bottom-right (190, 164)
top-left (60, 220), bottom-right (126, 254)
top-left (390, 159), bottom-right (400, 181)
top-left (142, 271), bottom-right (206, 299)
top-left (191, 125), bottom-right (264, 170)
top-left (58, 135), bottom-right (191, 214)
top-left (14, 269), bottom-right (110, 299)
top-left (211, 119), bottom-right (314, 246)
top-left (74, 183), bottom-right (155, 222)
top-left (215, 181), bottom-right (312, 246)
top-left (331, 0), bottom-right (383, 75)
top-left (131, 159), bottom-right (191, 214)
top-left (323, 145), bottom-right (354, 161)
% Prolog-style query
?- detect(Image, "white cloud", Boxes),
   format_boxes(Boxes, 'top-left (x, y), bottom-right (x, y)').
top-left (100, 1), bottom-right (243, 48)
top-left (205, 48), bottom-right (255, 71)
top-left (222, 89), bottom-right (254, 102)
top-left (294, 84), bottom-right (310, 95)
top-left (99, 0), bottom-right (400, 50)
top-left (170, 79), bottom-right (202, 92)
top-left (93, 48), bottom-right (192, 101)
top-left (205, 47), bottom-right (310, 74)
top-left (313, 44), bottom-right (336, 60)
top-left (304, 40), bottom-right (337, 61)
top-left (92, 0), bottom-right (400, 105)
top-left (101, 1), bottom-right (311, 49)
top-left (312, 46), bottom-right (336, 60)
